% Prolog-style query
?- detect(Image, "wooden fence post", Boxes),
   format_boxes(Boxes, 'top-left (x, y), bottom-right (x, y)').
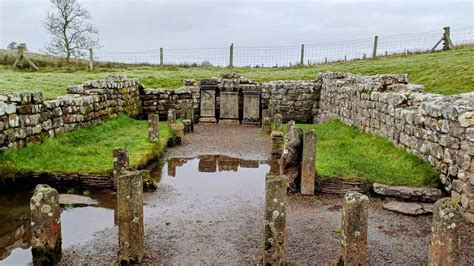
top-left (88, 48), bottom-right (94, 71)
top-left (160, 47), bottom-right (164, 66)
top-left (229, 43), bottom-right (234, 67)
top-left (443, 26), bottom-right (454, 50)
top-left (372, 35), bottom-right (378, 58)
top-left (300, 44), bottom-right (305, 66)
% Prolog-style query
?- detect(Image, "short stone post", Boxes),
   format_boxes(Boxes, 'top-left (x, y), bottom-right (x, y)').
top-left (339, 192), bottom-right (369, 266)
top-left (30, 184), bottom-right (62, 266)
top-left (113, 148), bottom-right (129, 190)
top-left (117, 169), bottom-right (144, 264)
top-left (273, 113), bottom-right (282, 131)
top-left (148, 114), bottom-right (160, 142)
top-left (263, 174), bottom-right (288, 265)
top-left (428, 198), bottom-right (462, 265)
top-left (271, 131), bottom-right (284, 157)
top-left (167, 109), bottom-right (176, 124)
top-left (183, 119), bottom-right (192, 134)
top-left (262, 117), bottom-right (271, 134)
top-left (301, 130), bottom-right (316, 195)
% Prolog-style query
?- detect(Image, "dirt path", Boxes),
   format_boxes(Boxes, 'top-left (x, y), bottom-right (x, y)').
top-left (60, 124), bottom-right (473, 265)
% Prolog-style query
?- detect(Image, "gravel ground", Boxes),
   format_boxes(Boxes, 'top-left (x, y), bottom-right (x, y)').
top-left (60, 124), bottom-right (473, 265)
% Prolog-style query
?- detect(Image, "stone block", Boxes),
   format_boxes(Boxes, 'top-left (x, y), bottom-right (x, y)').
top-left (339, 192), bottom-right (369, 265)
top-left (113, 148), bottom-right (129, 190)
top-left (242, 89), bottom-right (260, 125)
top-left (280, 121), bottom-right (303, 193)
top-left (271, 131), bottom-right (283, 156)
top-left (148, 114), bottom-right (160, 142)
top-left (117, 170), bottom-right (144, 264)
top-left (301, 130), bottom-right (316, 195)
top-left (273, 113), bottom-right (282, 131)
top-left (30, 184), bottom-right (62, 265)
top-left (167, 109), bottom-right (176, 124)
top-left (263, 174), bottom-right (288, 265)
top-left (199, 87), bottom-right (217, 123)
top-left (219, 91), bottom-right (239, 124)
top-left (373, 183), bottom-right (443, 202)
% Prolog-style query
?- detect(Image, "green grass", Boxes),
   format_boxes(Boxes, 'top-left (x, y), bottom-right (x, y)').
top-left (296, 120), bottom-right (439, 187)
top-left (0, 114), bottom-right (172, 174)
top-left (0, 45), bottom-right (472, 99)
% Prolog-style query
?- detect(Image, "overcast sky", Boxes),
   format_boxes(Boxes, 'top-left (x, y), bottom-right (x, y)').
top-left (1, 0), bottom-right (473, 52)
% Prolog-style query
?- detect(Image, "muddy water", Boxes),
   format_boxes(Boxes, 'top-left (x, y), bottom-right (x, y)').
top-left (0, 191), bottom-right (116, 265)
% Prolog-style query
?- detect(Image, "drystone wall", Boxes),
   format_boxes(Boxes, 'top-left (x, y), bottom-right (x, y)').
top-left (315, 72), bottom-right (474, 212)
top-left (0, 75), bottom-right (141, 151)
top-left (141, 79), bottom-right (200, 120)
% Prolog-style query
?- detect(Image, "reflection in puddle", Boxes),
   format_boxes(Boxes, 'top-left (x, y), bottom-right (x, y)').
top-left (0, 192), bottom-right (115, 265)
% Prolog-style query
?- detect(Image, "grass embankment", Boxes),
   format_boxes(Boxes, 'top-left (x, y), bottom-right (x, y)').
top-left (295, 120), bottom-right (439, 187)
top-left (0, 45), bottom-right (473, 99)
top-left (0, 114), bottom-right (172, 174)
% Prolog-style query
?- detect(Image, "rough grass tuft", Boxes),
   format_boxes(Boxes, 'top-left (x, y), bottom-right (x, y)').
top-left (0, 114), bottom-right (172, 174)
top-left (296, 120), bottom-right (440, 187)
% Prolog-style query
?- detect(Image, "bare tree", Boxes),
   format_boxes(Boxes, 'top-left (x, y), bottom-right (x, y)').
top-left (44, 0), bottom-right (99, 63)
top-left (7, 42), bottom-right (18, 50)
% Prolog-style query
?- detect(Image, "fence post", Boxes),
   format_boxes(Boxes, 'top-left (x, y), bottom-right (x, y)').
top-left (160, 47), bottom-right (164, 66)
top-left (443, 26), bottom-right (453, 50)
top-left (229, 43), bottom-right (234, 67)
top-left (88, 48), bottom-right (94, 71)
top-left (372, 35), bottom-right (378, 58)
top-left (300, 44), bottom-right (305, 66)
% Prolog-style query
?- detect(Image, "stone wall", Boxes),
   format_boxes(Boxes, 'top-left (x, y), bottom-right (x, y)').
top-left (0, 75), bottom-right (141, 151)
top-left (141, 79), bottom-right (200, 120)
top-left (315, 72), bottom-right (474, 212)
top-left (261, 80), bottom-right (320, 123)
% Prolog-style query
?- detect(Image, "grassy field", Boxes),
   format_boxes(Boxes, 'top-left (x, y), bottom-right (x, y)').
top-left (296, 120), bottom-right (439, 187)
top-left (0, 114), bottom-right (173, 174)
top-left (0, 45), bottom-right (472, 99)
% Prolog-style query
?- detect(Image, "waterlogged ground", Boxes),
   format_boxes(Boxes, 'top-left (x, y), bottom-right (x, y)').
top-left (1, 124), bottom-right (473, 264)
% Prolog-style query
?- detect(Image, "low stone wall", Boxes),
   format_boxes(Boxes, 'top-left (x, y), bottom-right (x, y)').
top-left (141, 80), bottom-right (200, 120)
top-left (315, 72), bottom-right (473, 212)
top-left (0, 75), bottom-right (141, 151)
top-left (261, 80), bottom-right (320, 123)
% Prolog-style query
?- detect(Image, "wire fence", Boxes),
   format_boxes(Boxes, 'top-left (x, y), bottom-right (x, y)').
top-left (89, 26), bottom-right (474, 67)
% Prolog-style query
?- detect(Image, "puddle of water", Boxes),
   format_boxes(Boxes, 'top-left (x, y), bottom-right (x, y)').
top-left (0, 191), bottom-right (115, 265)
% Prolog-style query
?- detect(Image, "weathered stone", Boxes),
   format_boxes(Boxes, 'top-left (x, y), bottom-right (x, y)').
top-left (199, 86), bottom-right (217, 123)
top-left (30, 184), bottom-right (61, 266)
top-left (262, 117), bottom-right (271, 134)
top-left (183, 119), bottom-right (192, 133)
top-left (339, 192), bottom-right (369, 266)
top-left (242, 86), bottom-right (260, 125)
top-left (383, 201), bottom-right (433, 215)
top-left (301, 130), bottom-right (316, 195)
top-left (117, 169), bottom-right (144, 264)
top-left (167, 109), bottom-right (176, 124)
top-left (219, 86), bottom-right (239, 124)
top-left (263, 174), bottom-right (288, 265)
top-left (428, 198), bottom-right (463, 265)
top-left (113, 148), bottom-right (129, 190)
top-left (280, 121), bottom-right (303, 193)
top-left (171, 123), bottom-right (185, 143)
top-left (273, 113), bottom-right (283, 131)
top-left (148, 114), bottom-right (159, 142)
top-left (458, 112), bottom-right (474, 127)
top-left (271, 130), bottom-right (283, 156)
top-left (373, 183), bottom-right (443, 202)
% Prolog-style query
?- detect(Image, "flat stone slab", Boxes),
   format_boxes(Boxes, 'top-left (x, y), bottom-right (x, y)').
top-left (383, 201), bottom-right (433, 216)
top-left (373, 183), bottom-right (443, 202)
top-left (59, 194), bottom-right (98, 206)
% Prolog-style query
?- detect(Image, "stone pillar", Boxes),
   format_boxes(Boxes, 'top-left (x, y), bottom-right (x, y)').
top-left (219, 74), bottom-right (240, 124)
top-left (242, 84), bottom-right (261, 125)
top-left (263, 174), bottom-right (288, 265)
top-left (113, 148), bottom-right (129, 190)
top-left (183, 119), bottom-right (192, 133)
top-left (199, 79), bottom-right (218, 123)
top-left (117, 170), bottom-right (144, 264)
top-left (271, 131), bottom-right (284, 157)
top-left (148, 114), bottom-right (160, 142)
top-left (428, 198), bottom-right (463, 265)
top-left (30, 184), bottom-right (61, 266)
top-left (280, 121), bottom-right (303, 193)
top-left (339, 192), bottom-right (369, 266)
top-left (273, 113), bottom-right (282, 131)
top-left (262, 117), bottom-right (271, 134)
top-left (167, 109), bottom-right (176, 124)
top-left (301, 130), bottom-right (316, 195)
top-left (171, 123), bottom-right (185, 143)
